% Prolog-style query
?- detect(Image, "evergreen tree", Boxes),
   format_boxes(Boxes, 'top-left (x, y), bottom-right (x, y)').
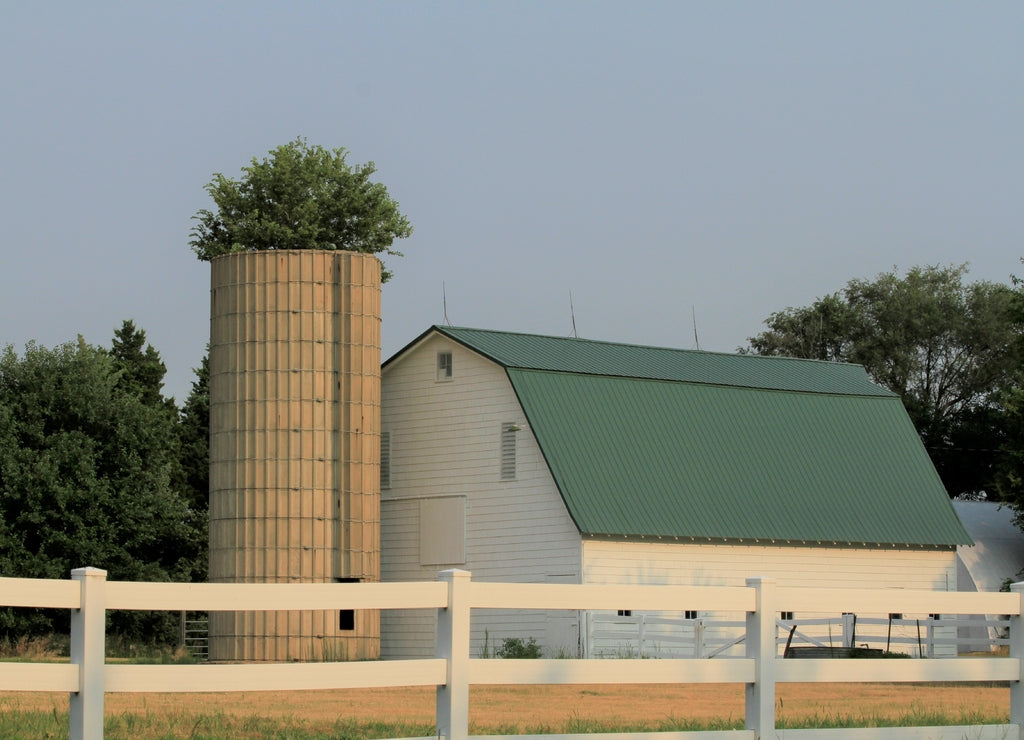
top-left (109, 319), bottom-right (172, 408)
top-left (174, 353), bottom-right (209, 582)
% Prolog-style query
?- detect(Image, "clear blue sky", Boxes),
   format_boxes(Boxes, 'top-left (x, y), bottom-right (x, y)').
top-left (2, 2), bottom-right (1021, 402)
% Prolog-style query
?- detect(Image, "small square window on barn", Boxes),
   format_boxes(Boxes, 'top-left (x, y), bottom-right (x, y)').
top-left (501, 423), bottom-right (518, 480)
top-left (437, 351), bottom-right (453, 381)
top-left (339, 610), bottom-right (355, 631)
top-left (617, 609), bottom-right (632, 617)
top-left (380, 431), bottom-right (391, 490)
top-left (780, 611), bottom-right (794, 621)
top-left (684, 610), bottom-right (698, 620)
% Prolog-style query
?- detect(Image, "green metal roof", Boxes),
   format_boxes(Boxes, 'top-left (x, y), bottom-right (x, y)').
top-left (420, 327), bottom-right (971, 547)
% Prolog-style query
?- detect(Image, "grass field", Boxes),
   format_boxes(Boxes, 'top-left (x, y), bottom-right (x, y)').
top-left (0, 682), bottom-right (1011, 739)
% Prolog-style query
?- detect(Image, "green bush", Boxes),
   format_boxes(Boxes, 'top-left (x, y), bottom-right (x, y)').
top-left (495, 636), bottom-right (542, 659)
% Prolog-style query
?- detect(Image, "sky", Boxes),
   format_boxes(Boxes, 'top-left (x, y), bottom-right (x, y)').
top-left (2, 2), bottom-right (1022, 403)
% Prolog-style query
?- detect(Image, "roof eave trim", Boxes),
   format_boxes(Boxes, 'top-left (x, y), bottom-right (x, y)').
top-left (382, 325), bottom-right (442, 370)
top-left (383, 325), bottom-right (504, 371)
top-left (432, 325), bottom-right (513, 368)
top-left (581, 533), bottom-right (961, 550)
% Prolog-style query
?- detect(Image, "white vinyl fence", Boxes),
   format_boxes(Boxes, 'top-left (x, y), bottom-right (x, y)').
top-left (0, 567), bottom-right (1021, 740)
top-left (586, 611), bottom-right (1009, 659)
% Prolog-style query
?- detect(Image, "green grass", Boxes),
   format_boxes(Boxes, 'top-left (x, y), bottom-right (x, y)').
top-left (0, 705), bottom-right (1010, 740)
top-left (0, 710), bottom-right (438, 740)
top-left (775, 706), bottom-right (1006, 730)
top-left (104, 635), bottom-right (201, 665)
top-left (0, 634), bottom-right (69, 661)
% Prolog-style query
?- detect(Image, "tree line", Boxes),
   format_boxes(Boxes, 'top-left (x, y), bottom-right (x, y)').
top-left (3, 141), bottom-right (1023, 642)
top-left (745, 263), bottom-right (1024, 514)
top-left (0, 321), bottom-right (208, 641)
top-left (3, 264), bottom-right (1024, 642)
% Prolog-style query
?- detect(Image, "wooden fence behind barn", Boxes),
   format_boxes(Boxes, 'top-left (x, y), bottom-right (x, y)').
top-left (0, 567), bottom-right (1021, 740)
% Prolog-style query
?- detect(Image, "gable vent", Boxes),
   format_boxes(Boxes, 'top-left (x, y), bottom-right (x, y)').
top-left (380, 431), bottom-right (391, 489)
top-left (501, 422), bottom-right (518, 480)
top-left (437, 351), bottom-right (453, 381)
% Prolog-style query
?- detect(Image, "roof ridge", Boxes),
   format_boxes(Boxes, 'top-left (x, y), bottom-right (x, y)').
top-left (426, 325), bottom-right (894, 398)
top-left (436, 325), bottom-right (868, 370)
top-left (509, 366), bottom-right (896, 398)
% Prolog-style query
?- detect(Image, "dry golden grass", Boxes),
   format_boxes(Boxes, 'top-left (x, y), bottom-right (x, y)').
top-left (1, 682), bottom-right (1009, 731)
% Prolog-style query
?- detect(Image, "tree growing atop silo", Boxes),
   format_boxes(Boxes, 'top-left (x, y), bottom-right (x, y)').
top-left (196, 139), bottom-right (401, 661)
top-left (189, 137), bottom-right (412, 281)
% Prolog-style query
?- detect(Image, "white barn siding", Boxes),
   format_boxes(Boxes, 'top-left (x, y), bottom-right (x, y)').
top-left (381, 334), bottom-right (582, 658)
top-left (582, 539), bottom-right (958, 657)
top-left (583, 540), bottom-right (957, 590)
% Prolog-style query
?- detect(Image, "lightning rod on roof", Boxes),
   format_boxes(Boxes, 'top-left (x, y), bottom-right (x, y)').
top-left (442, 282), bottom-right (452, 326)
top-left (569, 291), bottom-right (578, 338)
top-left (692, 306), bottom-right (701, 351)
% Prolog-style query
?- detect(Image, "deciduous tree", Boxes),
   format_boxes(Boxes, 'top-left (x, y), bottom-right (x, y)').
top-left (746, 264), bottom-right (1021, 496)
top-left (0, 336), bottom-right (204, 640)
top-left (994, 383), bottom-right (1024, 522)
top-left (189, 137), bottom-right (412, 281)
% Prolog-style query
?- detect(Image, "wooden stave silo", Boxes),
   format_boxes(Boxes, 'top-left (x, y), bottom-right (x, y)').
top-left (208, 249), bottom-right (381, 661)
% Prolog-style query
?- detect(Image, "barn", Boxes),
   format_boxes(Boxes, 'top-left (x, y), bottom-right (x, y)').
top-left (379, 326), bottom-right (972, 658)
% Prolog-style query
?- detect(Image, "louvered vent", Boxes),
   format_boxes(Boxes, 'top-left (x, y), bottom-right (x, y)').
top-left (501, 423), bottom-right (517, 480)
top-left (437, 351), bottom-right (453, 381)
top-left (380, 431), bottom-right (391, 489)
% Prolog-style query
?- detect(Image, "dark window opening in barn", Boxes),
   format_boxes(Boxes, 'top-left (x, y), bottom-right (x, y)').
top-left (930, 613), bottom-right (941, 620)
top-left (339, 610), bottom-right (355, 631)
top-left (617, 609), bottom-right (632, 617)
top-left (336, 577), bottom-right (360, 631)
top-left (380, 431), bottom-right (391, 489)
top-left (437, 351), bottom-right (453, 381)
top-left (684, 610), bottom-right (698, 620)
top-left (780, 611), bottom-right (794, 621)
top-left (889, 613), bottom-right (903, 620)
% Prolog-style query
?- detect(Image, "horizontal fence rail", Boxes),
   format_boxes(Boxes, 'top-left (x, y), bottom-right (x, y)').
top-left (103, 659), bottom-right (449, 693)
top-left (0, 568), bottom-right (1020, 740)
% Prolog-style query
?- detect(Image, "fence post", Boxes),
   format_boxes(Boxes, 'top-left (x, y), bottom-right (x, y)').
top-left (1011, 582), bottom-right (1024, 729)
top-left (583, 610), bottom-right (590, 659)
top-left (842, 612), bottom-right (855, 649)
top-left (745, 577), bottom-right (776, 739)
top-left (436, 569), bottom-right (471, 740)
top-left (70, 567), bottom-right (107, 740)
